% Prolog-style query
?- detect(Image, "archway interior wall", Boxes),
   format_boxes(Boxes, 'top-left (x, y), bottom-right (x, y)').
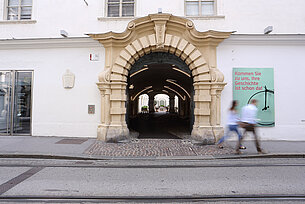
top-left (91, 14), bottom-right (232, 143)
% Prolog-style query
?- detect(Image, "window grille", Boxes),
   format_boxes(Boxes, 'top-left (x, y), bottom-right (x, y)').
top-left (186, 0), bottom-right (215, 16)
top-left (7, 0), bottom-right (32, 20)
top-left (107, 0), bottom-right (135, 17)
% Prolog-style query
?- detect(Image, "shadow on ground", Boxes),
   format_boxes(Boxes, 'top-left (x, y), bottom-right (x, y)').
top-left (128, 112), bottom-right (191, 139)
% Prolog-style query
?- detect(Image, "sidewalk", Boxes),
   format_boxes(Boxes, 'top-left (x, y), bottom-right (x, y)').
top-left (1, 136), bottom-right (305, 160)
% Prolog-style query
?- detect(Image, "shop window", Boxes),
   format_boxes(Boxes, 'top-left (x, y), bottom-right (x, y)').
top-left (107, 0), bottom-right (135, 17)
top-left (6, 0), bottom-right (32, 20)
top-left (185, 0), bottom-right (215, 16)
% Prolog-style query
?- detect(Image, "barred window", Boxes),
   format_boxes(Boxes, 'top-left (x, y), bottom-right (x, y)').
top-left (7, 0), bottom-right (32, 20)
top-left (107, 0), bottom-right (134, 17)
top-left (186, 0), bottom-right (215, 16)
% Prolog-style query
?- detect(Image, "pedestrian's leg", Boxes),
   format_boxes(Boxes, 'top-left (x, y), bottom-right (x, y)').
top-left (217, 135), bottom-right (226, 145)
top-left (236, 127), bottom-right (246, 153)
top-left (217, 126), bottom-right (230, 147)
top-left (233, 125), bottom-right (246, 149)
top-left (252, 127), bottom-right (262, 152)
top-left (217, 136), bottom-right (225, 148)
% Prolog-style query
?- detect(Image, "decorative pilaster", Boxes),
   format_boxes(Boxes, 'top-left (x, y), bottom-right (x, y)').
top-left (97, 81), bottom-right (111, 141)
top-left (211, 82), bottom-right (226, 142)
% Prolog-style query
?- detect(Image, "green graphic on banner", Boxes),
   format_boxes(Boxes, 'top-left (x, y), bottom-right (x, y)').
top-left (233, 68), bottom-right (275, 126)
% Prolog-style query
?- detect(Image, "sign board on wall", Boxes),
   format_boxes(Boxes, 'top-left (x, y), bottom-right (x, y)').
top-left (233, 68), bottom-right (275, 126)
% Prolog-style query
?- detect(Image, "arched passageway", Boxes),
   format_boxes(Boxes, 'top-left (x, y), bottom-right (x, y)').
top-left (127, 52), bottom-right (193, 139)
top-left (89, 13), bottom-right (232, 144)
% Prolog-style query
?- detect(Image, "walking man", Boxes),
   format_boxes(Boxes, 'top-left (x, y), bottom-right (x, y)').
top-left (237, 99), bottom-right (265, 154)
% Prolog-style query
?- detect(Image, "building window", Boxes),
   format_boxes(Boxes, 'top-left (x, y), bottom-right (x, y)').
top-left (107, 0), bottom-right (134, 17)
top-left (186, 0), bottom-right (215, 16)
top-left (6, 0), bottom-right (32, 20)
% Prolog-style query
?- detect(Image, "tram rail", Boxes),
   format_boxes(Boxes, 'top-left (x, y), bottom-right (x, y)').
top-left (1, 194), bottom-right (305, 203)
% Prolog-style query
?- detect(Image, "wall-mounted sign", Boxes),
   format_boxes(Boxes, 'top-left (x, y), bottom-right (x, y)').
top-left (62, 69), bottom-right (75, 89)
top-left (88, 105), bottom-right (95, 114)
top-left (233, 68), bottom-right (275, 126)
top-left (89, 53), bottom-right (99, 61)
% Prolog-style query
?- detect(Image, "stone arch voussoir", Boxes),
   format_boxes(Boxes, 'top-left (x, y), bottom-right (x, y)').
top-left (110, 35), bottom-right (211, 83)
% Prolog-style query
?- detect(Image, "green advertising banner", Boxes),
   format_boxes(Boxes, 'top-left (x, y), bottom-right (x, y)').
top-left (233, 68), bottom-right (275, 126)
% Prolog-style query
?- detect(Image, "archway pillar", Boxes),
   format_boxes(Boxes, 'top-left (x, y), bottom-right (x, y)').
top-left (97, 81), bottom-right (129, 142)
top-left (191, 82), bottom-right (226, 144)
top-left (191, 82), bottom-right (214, 144)
top-left (148, 94), bottom-right (155, 113)
top-left (132, 99), bottom-right (138, 116)
top-left (169, 94), bottom-right (175, 113)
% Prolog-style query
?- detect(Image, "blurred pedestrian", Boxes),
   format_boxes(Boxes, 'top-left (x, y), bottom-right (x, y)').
top-left (237, 99), bottom-right (265, 154)
top-left (217, 100), bottom-right (246, 149)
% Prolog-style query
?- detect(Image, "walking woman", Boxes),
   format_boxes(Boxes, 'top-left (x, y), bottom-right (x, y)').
top-left (217, 100), bottom-right (246, 149)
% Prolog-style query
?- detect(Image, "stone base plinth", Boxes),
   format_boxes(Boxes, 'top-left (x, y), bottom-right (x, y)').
top-left (97, 124), bottom-right (130, 142)
top-left (191, 126), bottom-right (224, 144)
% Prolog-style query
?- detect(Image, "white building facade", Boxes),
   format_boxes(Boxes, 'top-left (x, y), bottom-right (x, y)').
top-left (0, 0), bottom-right (304, 140)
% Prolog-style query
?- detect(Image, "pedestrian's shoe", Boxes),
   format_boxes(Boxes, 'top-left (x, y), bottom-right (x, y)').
top-left (217, 144), bottom-right (224, 149)
top-left (257, 149), bottom-right (267, 154)
top-left (239, 145), bottom-right (246, 150)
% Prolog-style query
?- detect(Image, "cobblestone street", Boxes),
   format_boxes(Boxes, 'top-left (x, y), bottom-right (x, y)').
top-left (84, 139), bottom-right (235, 157)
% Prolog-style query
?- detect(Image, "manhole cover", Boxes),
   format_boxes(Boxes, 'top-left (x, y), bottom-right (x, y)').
top-left (56, 138), bottom-right (88, 144)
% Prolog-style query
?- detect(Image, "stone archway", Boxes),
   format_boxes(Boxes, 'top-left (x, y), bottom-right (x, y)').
top-left (88, 13), bottom-right (232, 144)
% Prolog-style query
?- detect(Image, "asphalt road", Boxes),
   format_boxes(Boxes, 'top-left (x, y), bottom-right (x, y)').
top-left (0, 157), bottom-right (305, 203)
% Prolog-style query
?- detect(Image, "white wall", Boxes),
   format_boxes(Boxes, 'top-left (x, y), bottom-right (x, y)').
top-left (218, 37), bottom-right (305, 140)
top-left (0, 0), bottom-right (305, 39)
top-left (195, 0), bottom-right (305, 34)
top-left (0, 42), bottom-right (104, 137)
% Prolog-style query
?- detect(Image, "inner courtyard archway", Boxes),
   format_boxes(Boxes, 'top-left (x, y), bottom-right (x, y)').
top-left (89, 13), bottom-right (232, 144)
top-left (127, 52), bottom-right (194, 139)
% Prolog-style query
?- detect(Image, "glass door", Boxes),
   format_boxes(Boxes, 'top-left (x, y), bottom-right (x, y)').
top-left (13, 71), bottom-right (32, 134)
top-left (0, 71), bottom-right (32, 135)
top-left (0, 71), bottom-right (12, 134)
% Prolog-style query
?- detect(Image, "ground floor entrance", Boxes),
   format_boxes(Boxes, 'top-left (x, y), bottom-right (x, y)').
top-left (127, 52), bottom-right (193, 139)
top-left (0, 71), bottom-right (32, 135)
top-left (90, 14), bottom-right (230, 143)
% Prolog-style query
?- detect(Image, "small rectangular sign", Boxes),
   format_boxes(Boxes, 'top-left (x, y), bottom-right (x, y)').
top-left (233, 68), bottom-right (275, 127)
top-left (89, 53), bottom-right (99, 61)
top-left (88, 105), bottom-right (95, 114)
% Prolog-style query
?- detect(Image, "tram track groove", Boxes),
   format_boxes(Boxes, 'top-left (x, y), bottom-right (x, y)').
top-left (0, 163), bottom-right (305, 168)
top-left (1, 194), bottom-right (305, 203)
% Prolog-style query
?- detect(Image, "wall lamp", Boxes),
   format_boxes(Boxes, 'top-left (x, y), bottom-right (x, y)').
top-left (60, 30), bottom-right (68, 37)
top-left (264, 26), bottom-right (273, 34)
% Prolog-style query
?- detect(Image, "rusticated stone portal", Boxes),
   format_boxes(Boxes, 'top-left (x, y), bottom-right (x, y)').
top-left (88, 13), bottom-right (232, 144)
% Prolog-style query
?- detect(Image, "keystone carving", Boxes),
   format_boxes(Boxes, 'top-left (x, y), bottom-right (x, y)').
top-left (154, 21), bottom-right (166, 48)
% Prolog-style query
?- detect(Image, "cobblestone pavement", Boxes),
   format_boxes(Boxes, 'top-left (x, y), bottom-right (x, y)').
top-left (84, 139), bottom-right (235, 157)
